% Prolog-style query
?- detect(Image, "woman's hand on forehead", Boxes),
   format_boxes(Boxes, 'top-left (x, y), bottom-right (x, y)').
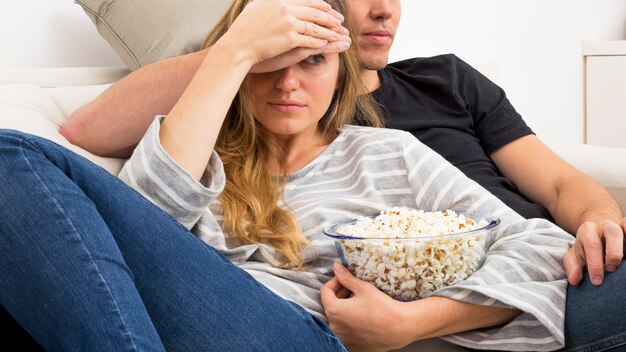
top-left (250, 32), bottom-right (350, 73)
top-left (221, 0), bottom-right (351, 67)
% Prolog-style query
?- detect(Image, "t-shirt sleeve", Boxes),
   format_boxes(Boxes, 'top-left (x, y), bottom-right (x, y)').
top-left (118, 115), bottom-right (225, 230)
top-left (453, 56), bottom-right (534, 154)
top-left (398, 131), bottom-right (574, 351)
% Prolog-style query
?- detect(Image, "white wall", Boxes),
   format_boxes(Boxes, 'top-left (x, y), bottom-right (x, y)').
top-left (1, 0), bottom-right (625, 143)
top-left (389, 0), bottom-right (626, 143)
top-left (581, 0), bottom-right (626, 40)
top-left (0, 0), bottom-right (124, 68)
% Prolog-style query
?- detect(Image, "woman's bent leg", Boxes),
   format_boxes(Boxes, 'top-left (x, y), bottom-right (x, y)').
top-left (562, 261), bottom-right (626, 352)
top-left (0, 131), bottom-right (165, 351)
top-left (0, 130), bottom-right (346, 352)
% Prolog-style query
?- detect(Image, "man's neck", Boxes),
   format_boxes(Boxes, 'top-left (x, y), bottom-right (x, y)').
top-left (361, 69), bottom-right (382, 93)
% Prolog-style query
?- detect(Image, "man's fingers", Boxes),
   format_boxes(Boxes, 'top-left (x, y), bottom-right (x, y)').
top-left (621, 217), bottom-right (626, 251)
top-left (578, 222), bottom-right (605, 285)
top-left (563, 246), bottom-right (584, 285)
top-left (601, 221), bottom-right (624, 271)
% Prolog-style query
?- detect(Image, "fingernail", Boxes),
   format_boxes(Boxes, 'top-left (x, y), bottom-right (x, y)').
top-left (569, 269), bottom-right (581, 284)
top-left (333, 261), bottom-right (345, 273)
top-left (606, 265), bottom-right (617, 272)
top-left (592, 276), bottom-right (603, 285)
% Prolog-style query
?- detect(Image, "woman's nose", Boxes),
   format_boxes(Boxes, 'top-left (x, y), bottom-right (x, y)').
top-left (275, 66), bottom-right (301, 92)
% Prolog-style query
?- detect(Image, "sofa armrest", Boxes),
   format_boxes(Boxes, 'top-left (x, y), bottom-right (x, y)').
top-left (546, 141), bottom-right (626, 212)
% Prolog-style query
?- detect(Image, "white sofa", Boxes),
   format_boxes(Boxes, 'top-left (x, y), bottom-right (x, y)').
top-left (1, 67), bottom-right (626, 352)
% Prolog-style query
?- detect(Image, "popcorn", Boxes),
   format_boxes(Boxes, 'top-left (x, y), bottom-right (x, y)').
top-left (335, 208), bottom-right (492, 300)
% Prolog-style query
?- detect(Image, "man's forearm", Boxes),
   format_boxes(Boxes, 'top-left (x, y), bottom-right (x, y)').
top-left (552, 173), bottom-right (623, 234)
top-left (402, 296), bottom-right (521, 341)
top-left (61, 48), bottom-right (209, 158)
top-left (490, 135), bottom-right (624, 233)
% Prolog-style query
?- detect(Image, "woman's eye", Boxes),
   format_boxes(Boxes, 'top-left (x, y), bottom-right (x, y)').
top-left (303, 54), bottom-right (325, 65)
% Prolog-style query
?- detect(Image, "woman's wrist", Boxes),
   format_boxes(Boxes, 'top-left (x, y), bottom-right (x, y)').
top-left (398, 297), bottom-right (439, 342)
top-left (400, 296), bottom-right (521, 342)
top-left (208, 36), bottom-right (257, 72)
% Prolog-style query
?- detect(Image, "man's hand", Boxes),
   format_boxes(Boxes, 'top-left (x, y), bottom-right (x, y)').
top-left (320, 262), bottom-right (413, 352)
top-left (490, 135), bottom-right (626, 286)
top-left (563, 218), bottom-right (626, 286)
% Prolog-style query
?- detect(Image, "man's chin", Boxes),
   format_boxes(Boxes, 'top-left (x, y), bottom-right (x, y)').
top-left (360, 58), bottom-right (389, 71)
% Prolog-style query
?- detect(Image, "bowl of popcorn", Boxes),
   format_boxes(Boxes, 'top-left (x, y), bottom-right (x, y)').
top-left (323, 208), bottom-right (500, 300)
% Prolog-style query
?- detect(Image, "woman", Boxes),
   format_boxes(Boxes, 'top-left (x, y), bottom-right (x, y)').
top-left (0, 0), bottom-right (573, 351)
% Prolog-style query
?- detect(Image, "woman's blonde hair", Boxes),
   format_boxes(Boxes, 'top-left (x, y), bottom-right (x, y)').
top-left (202, 0), bottom-right (382, 268)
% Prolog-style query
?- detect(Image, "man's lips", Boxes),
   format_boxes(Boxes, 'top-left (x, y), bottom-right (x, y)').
top-left (268, 102), bottom-right (305, 113)
top-left (363, 30), bottom-right (392, 44)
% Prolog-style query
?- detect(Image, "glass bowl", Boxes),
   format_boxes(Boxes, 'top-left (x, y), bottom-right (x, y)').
top-left (323, 211), bottom-right (500, 300)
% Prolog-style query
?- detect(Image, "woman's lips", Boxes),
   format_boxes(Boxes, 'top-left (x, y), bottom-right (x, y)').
top-left (269, 103), bottom-right (305, 113)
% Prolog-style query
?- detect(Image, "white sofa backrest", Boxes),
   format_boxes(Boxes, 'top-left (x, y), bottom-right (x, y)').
top-left (1, 67), bottom-right (625, 212)
top-left (0, 70), bottom-right (127, 174)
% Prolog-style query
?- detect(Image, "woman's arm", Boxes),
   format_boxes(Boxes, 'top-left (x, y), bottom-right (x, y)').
top-left (321, 263), bottom-right (520, 352)
top-left (157, 43), bottom-right (250, 180)
top-left (320, 131), bottom-right (572, 351)
top-left (397, 133), bottom-right (572, 350)
top-left (157, 0), bottom-right (344, 180)
top-left (115, 0), bottom-right (349, 226)
top-left (62, 0), bottom-right (349, 159)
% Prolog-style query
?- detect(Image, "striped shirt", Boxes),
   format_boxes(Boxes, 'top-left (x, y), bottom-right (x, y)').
top-left (119, 116), bottom-right (574, 351)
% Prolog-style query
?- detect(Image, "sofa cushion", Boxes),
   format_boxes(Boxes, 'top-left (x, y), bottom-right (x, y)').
top-left (0, 84), bottom-right (125, 175)
top-left (74, 0), bottom-right (231, 70)
top-left (547, 141), bottom-right (626, 211)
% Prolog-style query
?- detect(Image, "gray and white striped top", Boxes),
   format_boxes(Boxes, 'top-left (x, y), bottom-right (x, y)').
top-left (119, 116), bottom-right (574, 351)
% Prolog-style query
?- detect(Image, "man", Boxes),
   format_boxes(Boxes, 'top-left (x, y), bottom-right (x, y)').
top-left (60, 0), bottom-right (625, 350)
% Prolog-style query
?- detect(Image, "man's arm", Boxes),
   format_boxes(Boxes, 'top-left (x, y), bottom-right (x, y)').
top-left (491, 134), bottom-right (626, 285)
top-left (61, 49), bottom-right (209, 158)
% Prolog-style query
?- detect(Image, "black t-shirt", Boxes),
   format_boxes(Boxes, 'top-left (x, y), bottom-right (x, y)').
top-left (371, 54), bottom-right (552, 220)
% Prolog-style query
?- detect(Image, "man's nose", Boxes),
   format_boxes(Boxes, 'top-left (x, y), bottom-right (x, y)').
top-left (370, 0), bottom-right (393, 20)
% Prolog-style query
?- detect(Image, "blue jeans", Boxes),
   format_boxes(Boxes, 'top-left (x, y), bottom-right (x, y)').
top-left (0, 130), bottom-right (347, 352)
top-left (560, 265), bottom-right (626, 352)
top-left (1, 130), bottom-right (625, 352)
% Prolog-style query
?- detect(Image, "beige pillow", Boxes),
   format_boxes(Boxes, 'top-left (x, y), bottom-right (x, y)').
top-left (75, 0), bottom-right (231, 70)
